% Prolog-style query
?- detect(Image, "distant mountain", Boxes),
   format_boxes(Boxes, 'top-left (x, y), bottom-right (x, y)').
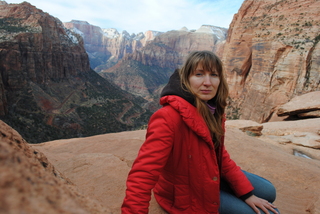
top-left (64, 20), bottom-right (163, 72)
top-left (76, 0), bottom-right (320, 123)
top-left (0, 2), bottom-right (151, 143)
top-left (64, 21), bottom-right (228, 110)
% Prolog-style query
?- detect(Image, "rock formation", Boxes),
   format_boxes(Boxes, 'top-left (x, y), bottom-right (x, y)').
top-left (222, 0), bottom-right (320, 122)
top-left (277, 91), bottom-right (320, 118)
top-left (0, 120), bottom-right (110, 213)
top-left (124, 25), bottom-right (227, 69)
top-left (0, 2), bottom-right (151, 143)
top-left (0, 2), bottom-right (90, 91)
top-left (64, 20), bottom-right (162, 71)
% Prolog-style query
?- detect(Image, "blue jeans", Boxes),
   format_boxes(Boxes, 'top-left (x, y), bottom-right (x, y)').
top-left (219, 171), bottom-right (280, 214)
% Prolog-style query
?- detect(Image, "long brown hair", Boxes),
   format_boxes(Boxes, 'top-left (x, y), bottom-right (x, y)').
top-left (179, 51), bottom-right (229, 146)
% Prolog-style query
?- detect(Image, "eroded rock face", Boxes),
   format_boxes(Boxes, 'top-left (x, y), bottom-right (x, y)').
top-left (64, 20), bottom-right (162, 71)
top-left (222, 0), bottom-right (320, 122)
top-left (125, 25), bottom-right (227, 69)
top-left (2, 115), bottom-right (320, 214)
top-left (0, 2), bottom-right (89, 116)
top-left (0, 2), bottom-right (151, 144)
top-left (0, 2), bottom-right (90, 89)
top-left (0, 120), bottom-right (110, 214)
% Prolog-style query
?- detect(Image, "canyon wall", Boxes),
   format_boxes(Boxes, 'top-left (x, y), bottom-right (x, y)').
top-left (0, 2), bottom-right (90, 89)
top-left (64, 20), bottom-right (162, 71)
top-left (222, 0), bottom-right (320, 122)
top-left (0, 2), bottom-right (151, 143)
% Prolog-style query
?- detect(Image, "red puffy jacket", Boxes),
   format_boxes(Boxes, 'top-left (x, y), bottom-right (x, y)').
top-left (122, 95), bottom-right (253, 213)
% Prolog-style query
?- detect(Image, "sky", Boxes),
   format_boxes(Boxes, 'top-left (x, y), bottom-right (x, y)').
top-left (5, 0), bottom-right (244, 34)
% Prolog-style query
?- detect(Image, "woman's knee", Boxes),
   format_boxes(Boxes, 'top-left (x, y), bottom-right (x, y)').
top-left (242, 170), bottom-right (277, 202)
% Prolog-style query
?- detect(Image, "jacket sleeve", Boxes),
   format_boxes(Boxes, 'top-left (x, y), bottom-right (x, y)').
top-left (121, 108), bottom-right (174, 214)
top-left (220, 145), bottom-right (254, 197)
top-left (220, 116), bottom-right (254, 197)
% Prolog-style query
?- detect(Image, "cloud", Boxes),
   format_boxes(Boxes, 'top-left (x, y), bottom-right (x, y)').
top-left (5, 0), bottom-right (244, 34)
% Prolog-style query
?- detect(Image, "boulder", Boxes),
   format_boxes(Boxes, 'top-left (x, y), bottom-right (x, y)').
top-left (226, 120), bottom-right (263, 136)
top-left (277, 91), bottom-right (320, 117)
top-left (298, 110), bottom-right (320, 118)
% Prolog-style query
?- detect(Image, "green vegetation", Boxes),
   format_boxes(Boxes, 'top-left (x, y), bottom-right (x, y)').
top-left (314, 34), bottom-right (320, 45)
top-left (1, 69), bottom-right (152, 144)
top-left (226, 97), bottom-right (241, 120)
top-left (0, 17), bottom-right (29, 32)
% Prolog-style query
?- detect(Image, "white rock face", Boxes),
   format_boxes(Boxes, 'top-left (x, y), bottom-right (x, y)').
top-left (195, 25), bottom-right (228, 40)
top-left (102, 28), bottom-right (120, 39)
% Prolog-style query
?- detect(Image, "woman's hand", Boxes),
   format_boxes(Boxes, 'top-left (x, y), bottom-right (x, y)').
top-left (245, 195), bottom-right (278, 214)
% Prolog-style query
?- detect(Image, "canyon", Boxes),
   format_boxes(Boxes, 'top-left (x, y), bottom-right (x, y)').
top-left (65, 0), bottom-right (320, 123)
top-left (65, 22), bottom-right (227, 104)
top-left (1, 0), bottom-right (318, 145)
top-left (0, 1), bottom-right (151, 143)
top-left (1, 0), bottom-right (320, 213)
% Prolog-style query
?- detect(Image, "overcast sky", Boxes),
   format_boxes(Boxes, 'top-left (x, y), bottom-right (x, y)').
top-left (5, 0), bottom-right (244, 34)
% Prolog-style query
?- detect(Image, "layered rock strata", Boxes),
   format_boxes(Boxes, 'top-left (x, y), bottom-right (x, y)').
top-left (64, 20), bottom-right (162, 71)
top-left (0, 2), bottom-right (89, 116)
top-left (222, 0), bottom-right (320, 122)
top-left (277, 91), bottom-right (320, 118)
top-left (0, 2), bottom-right (151, 143)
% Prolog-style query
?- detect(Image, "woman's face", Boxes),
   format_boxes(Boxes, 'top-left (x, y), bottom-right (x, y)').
top-left (188, 63), bottom-right (220, 102)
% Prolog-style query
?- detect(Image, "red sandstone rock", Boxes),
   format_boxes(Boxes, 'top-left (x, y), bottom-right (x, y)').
top-left (1, 117), bottom-right (320, 213)
top-left (222, 0), bottom-right (320, 123)
top-left (277, 91), bottom-right (320, 117)
top-left (31, 118), bottom-right (320, 214)
top-left (0, 2), bottom-right (89, 116)
top-left (0, 120), bottom-right (110, 214)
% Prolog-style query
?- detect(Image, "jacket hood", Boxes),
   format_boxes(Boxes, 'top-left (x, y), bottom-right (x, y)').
top-left (160, 69), bottom-right (195, 105)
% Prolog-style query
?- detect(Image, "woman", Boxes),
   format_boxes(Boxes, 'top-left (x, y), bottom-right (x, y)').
top-left (122, 51), bottom-right (279, 214)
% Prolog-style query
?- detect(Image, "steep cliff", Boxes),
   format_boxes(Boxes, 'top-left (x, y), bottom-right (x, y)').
top-left (64, 20), bottom-right (162, 71)
top-left (99, 26), bottom-right (228, 105)
top-left (0, 2), bottom-right (151, 143)
top-left (222, 0), bottom-right (320, 122)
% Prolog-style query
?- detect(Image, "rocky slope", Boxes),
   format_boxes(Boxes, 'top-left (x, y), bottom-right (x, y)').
top-left (222, 0), bottom-right (320, 122)
top-left (0, 2), bottom-right (151, 143)
top-left (0, 120), bottom-right (110, 214)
